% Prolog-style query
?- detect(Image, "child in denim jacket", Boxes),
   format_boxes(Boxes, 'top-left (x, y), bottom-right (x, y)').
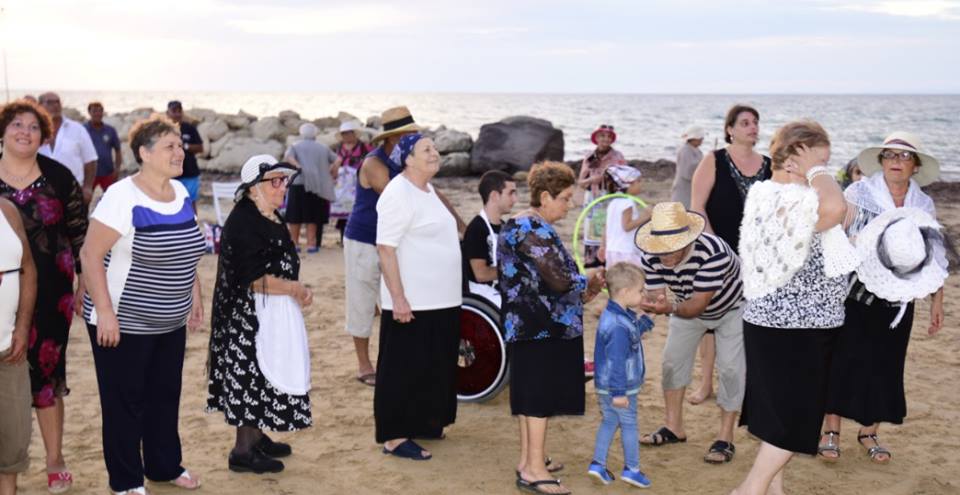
top-left (588, 262), bottom-right (654, 488)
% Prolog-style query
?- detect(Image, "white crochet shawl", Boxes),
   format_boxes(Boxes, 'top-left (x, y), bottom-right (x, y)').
top-left (739, 181), bottom-right (860, 300)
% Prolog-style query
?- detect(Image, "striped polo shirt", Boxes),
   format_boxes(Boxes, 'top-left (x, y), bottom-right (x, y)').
top-left (640, 232), bottom-right (742, 320)
top-left (83, 178), bottom-right (205, 334)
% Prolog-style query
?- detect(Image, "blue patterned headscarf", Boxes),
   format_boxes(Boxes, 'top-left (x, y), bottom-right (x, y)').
top-left (388, 133), bottom-right (424, 169)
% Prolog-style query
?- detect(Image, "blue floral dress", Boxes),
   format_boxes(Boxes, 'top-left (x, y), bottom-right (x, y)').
top-left (498, 215), bottom-right (587, 342)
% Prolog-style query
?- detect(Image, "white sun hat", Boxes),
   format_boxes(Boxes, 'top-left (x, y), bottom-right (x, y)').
top-left (681, 125), bottom-right (705, 141)
top-left (856, 131), bottom-right (940, 186)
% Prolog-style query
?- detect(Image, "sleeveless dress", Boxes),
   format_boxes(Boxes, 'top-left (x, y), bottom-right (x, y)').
top-left (704, 149), bottom-right (771, 254)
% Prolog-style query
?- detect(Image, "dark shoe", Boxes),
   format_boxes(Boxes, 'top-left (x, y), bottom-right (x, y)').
top-left (229, 450), bottom-right (285, 474)
top-left (382, 439), bottom-right (432, 460)
top-left (256, 435), bottom-right (292, 458)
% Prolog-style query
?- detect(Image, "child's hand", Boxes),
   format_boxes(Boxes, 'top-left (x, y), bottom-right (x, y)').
top-left (612, 396), bottom-right (629, 408)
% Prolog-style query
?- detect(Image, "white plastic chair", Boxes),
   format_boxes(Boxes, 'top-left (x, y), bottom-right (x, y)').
top-left (211, 181), bottom-right (242, 225)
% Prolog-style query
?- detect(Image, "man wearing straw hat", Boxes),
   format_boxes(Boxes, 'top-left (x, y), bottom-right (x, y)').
top-left (343, 106), bottom-right (465, 387)
top-left (636, 202), bottom-right (745, 465)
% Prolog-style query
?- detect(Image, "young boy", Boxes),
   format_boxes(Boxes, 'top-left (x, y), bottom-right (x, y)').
top-left (588, 262), bottom-right (654, 488)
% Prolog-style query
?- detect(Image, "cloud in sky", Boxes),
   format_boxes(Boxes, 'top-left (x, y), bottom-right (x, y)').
top-left (1, 0), bottom-right (958, 93)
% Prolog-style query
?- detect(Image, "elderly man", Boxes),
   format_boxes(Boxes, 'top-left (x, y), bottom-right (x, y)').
top-left (38, 92), bottom-right (98, 203)
top-left (636, 202), bottom-right (745, 466)
top-left (83, 102), bottom-right (123, 193)
top-left (165, 101), bottom-right (204, 203)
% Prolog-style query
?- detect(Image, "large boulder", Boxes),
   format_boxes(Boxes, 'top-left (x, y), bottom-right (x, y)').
top-left (204, 137), bottom-right (284, 173)
top-left (312, 116), bottom-right (341, 130)
top-left (251, 116), bottom-right (288, 141)
top-left (433, 129), bottom-right (473, 154)
top-left (470, 116), bottom-right (564, 174)
top-left (198, 119), bottom-right (229, 142)
top-left (366, 115), bottom-right (382, 129)
top-left (224, 113), bottom-right (253, 130)
top-left (186, 108), bottom-right (218, 123)
top-left (436, 152), bottom-right (471, 177)
top-left (278, 110), bottom-right (300, 121)
top-left (337, 111), bottom-right (359, 123)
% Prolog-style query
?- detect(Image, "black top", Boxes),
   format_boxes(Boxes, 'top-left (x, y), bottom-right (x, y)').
top-left (461, 214), bottom-right (501, 290)
top-left (704, 149), bottom-right (771, 254)
top-left (176, 121), bottom-right (202, 179)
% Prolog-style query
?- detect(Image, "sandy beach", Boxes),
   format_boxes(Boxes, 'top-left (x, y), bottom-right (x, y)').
top-left (15, 172), bottom-right (960, 495)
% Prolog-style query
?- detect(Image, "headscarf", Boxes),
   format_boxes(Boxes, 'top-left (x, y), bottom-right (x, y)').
top-left (388, 133), bottom-right (424, 170)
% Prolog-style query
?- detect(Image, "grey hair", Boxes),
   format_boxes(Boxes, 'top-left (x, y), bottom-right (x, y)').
top-left (299, 123), bottom-right (318, 139)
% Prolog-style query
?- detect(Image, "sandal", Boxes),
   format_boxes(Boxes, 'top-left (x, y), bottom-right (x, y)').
top-left (857, 430), bottom-right (891, 464)
top-left (516, 477), bottom-right (571, 495)
top-left (703, 440), bottom-right (736, 464)
top-left (169, 469), bottom-right (201, 490)
top-left (818, 431), bottom-right (841, 461)
top-left (383, 439), bottom-right (432, 461)
top-left (640, 426), bottom-right (687, 446)
top-left (48, 471), bottom-right (73, 494)
top-left (113, 487), bottom-right (147, 495)
top-left (356, 372), bottom-right (376, 386)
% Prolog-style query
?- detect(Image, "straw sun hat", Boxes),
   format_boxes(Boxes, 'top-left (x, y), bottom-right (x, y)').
top-left (634, 202), bottom-right (705, 255)
top-left (372, 106), bottom-right (421, 144)
top-left (855, 207), bottom-right (947, 303)
top-left (856, 131), bottom-right (940, 186)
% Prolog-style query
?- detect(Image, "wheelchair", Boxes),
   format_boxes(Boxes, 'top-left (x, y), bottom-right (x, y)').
top-left (456, 290), bottom-right (509, 403)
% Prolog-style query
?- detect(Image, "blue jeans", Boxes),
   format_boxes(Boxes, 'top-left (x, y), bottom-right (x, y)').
top-left (592, 393), bottom-right (639, 470)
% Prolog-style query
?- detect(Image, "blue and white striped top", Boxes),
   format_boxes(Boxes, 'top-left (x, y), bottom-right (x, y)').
top-left (83, 178), bottom-right (205, 334)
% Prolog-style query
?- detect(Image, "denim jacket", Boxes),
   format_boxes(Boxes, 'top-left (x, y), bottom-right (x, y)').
top-left (593, 300), bottom-right (654, 397)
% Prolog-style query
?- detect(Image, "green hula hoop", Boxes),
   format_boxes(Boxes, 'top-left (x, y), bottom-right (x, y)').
top-left (573, 193), bottom-right (649, 274)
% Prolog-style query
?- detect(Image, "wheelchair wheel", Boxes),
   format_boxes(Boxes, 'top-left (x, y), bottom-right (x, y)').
top-left (457, 294), bottom-right (509, 403)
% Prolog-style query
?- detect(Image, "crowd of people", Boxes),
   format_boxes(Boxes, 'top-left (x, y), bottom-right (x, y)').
top-left (0, 96), bottom-right (950, 495)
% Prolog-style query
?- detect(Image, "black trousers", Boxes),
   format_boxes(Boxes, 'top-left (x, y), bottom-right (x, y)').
top-left (87, 324), bottom-right (186, 492)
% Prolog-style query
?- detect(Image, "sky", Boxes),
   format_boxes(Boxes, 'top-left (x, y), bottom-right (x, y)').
top-left (1, 0), bottom-right (959, 93)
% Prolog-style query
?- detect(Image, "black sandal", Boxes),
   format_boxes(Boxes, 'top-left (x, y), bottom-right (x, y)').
top-left (516, 478), bottom-right (571, 495)
top-left (857, 430), bottom-right (891, 464)
top-left (818, 431), bottom-right (841, 461)
top-left (640, 426), bottom-right (687, 446)
top-left (703, 440), bottom-right (736, 464)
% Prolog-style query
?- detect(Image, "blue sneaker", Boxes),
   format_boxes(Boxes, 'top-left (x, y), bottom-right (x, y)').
top-left (587, 461), bottom-right (615, 485)
top-left (621, 468), bottom-right (651, 488)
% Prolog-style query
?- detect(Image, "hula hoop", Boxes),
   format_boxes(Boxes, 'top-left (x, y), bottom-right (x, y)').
top-left (573, 193), bottom-right (648, 274)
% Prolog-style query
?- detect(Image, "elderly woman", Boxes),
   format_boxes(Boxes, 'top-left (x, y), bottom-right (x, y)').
top-left (818, 133), bottom-right (947, 464)
top-left (671, 125), bottom-right (705, 207)
top-left (331, 120), bottom-right (371, 244)
top-left (285, 123), bottom-right (341, 252)
top-left (732, 121), bottom-right (852, 495)
top-left (578, 124), bottom-right (626, 268)
top-left (500, 162), bottom-right (604, 495)
top-left (207, 155), bottom-right (312, 475)
top-left (373, 133), bottom-right (462, 460)
top-left (0, 99), bottom-right (87, 494)
top-left (80, 116), bottom-right (206, 495)
top-left (0, 196), bottom-right (37, 495)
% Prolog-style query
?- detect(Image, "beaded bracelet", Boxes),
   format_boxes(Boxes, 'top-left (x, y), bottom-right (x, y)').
top-left (805, 165), bottom-right (829, 183)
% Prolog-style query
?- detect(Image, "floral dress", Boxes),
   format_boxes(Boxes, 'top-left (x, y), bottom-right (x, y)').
top-left (206, 197), bottom-right (311, 431)
top-left (330, 142), bottom-right (371, 221)
top-left (498, 215), bottom-right (587, 342)
top-left (0, 155), bottom-right (87, 407)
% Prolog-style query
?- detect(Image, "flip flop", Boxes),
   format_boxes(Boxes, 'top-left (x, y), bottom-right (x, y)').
top-left (47, 471), bottom-right (73, 494)
top-left (356, 373), bottom-right (376, 386)
top-left (382, 439), bottom-right (431, 461)
top-left (516, 478), bottom-right (571, 495)
top-left (168, 469), bottom-right (201, 490)
top-left (640, 426), bottom-right (687, 446)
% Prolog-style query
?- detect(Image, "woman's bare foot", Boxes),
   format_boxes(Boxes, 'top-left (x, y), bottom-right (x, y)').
top-left (169, 469), bottom-right (201, 490)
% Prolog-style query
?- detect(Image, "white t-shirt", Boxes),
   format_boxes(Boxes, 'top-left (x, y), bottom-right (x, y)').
top-left (39, 118), bottom-right (98, 184)
top-left (376, 175), bottom-right (462, 311)
top-left (0, 210), bottom-right (22, 352)
top-left (605, 198), bottom-right (641, 254)
top-left (82, 178), bottom-right (206, 334)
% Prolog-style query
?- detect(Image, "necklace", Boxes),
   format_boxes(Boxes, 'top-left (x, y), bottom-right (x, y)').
top-left (0, 161), bottom-right (38, 184)
top-left (253, 199), bottom-right (281, 223)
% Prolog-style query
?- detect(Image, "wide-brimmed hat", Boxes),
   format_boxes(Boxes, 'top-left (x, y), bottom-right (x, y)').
top-left (681, 125), bottom-right (705, 141)
top-left (591, 124), bottom-right (617, 145)
top-left (338, 120), bottom-right (363, 135)
top-left (235, 154), bottom-right (298, 201)
top-left (857, 132), bottom-right (940, 186)
top-left (635, 202), bottom-right (705, 255)
top-left (372, 106), bottom-right (420, 144)
top-left (855, 207), bottom-right (947, 303)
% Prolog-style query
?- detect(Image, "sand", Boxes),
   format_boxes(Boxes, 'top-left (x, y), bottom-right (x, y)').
top-left (16, 173), bottom-right (960, 495)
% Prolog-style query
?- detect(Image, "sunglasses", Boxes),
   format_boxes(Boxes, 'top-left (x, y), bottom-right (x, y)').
top-left (599, 125), bottom-right (615, 131)
top-left (881, 150), bottom-right (916, 162)
top-left (260, 175), bottom-right (291, 188)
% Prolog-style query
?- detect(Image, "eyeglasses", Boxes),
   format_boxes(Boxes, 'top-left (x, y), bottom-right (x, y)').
top-left (599, 125), bottom-right (615, 131)
top-left (881, 150), bottom-right (916, 162)
top-left (260, 175), bottom-right (290, 188)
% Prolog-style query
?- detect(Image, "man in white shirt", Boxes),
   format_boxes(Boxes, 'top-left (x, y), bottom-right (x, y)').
top-left (38, 92), bottom-right (98, 203)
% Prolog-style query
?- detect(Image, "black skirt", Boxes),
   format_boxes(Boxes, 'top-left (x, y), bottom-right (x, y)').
top-left (739, 321), bottom-right (837, 455)
top-left (285, 185), bottom-right (329, 224)
top-left (374, 307), bottom-right (461, 443)
top-left (509, 336), bottom-right (585, 418)
top-left (825, 299), bottom-right (914, 425)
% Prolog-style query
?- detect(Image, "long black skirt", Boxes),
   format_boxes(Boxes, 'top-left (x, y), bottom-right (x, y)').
top-left (285, 185), bottom-right (329, 225)
top-left (374, 307), bottom-right (461, 443)
top-left (739, 322), bottom-right (837, 455)
top-left (509, 336), bottom-right (585, 418)
top-left (825, 299), bottom-right (914, 426)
